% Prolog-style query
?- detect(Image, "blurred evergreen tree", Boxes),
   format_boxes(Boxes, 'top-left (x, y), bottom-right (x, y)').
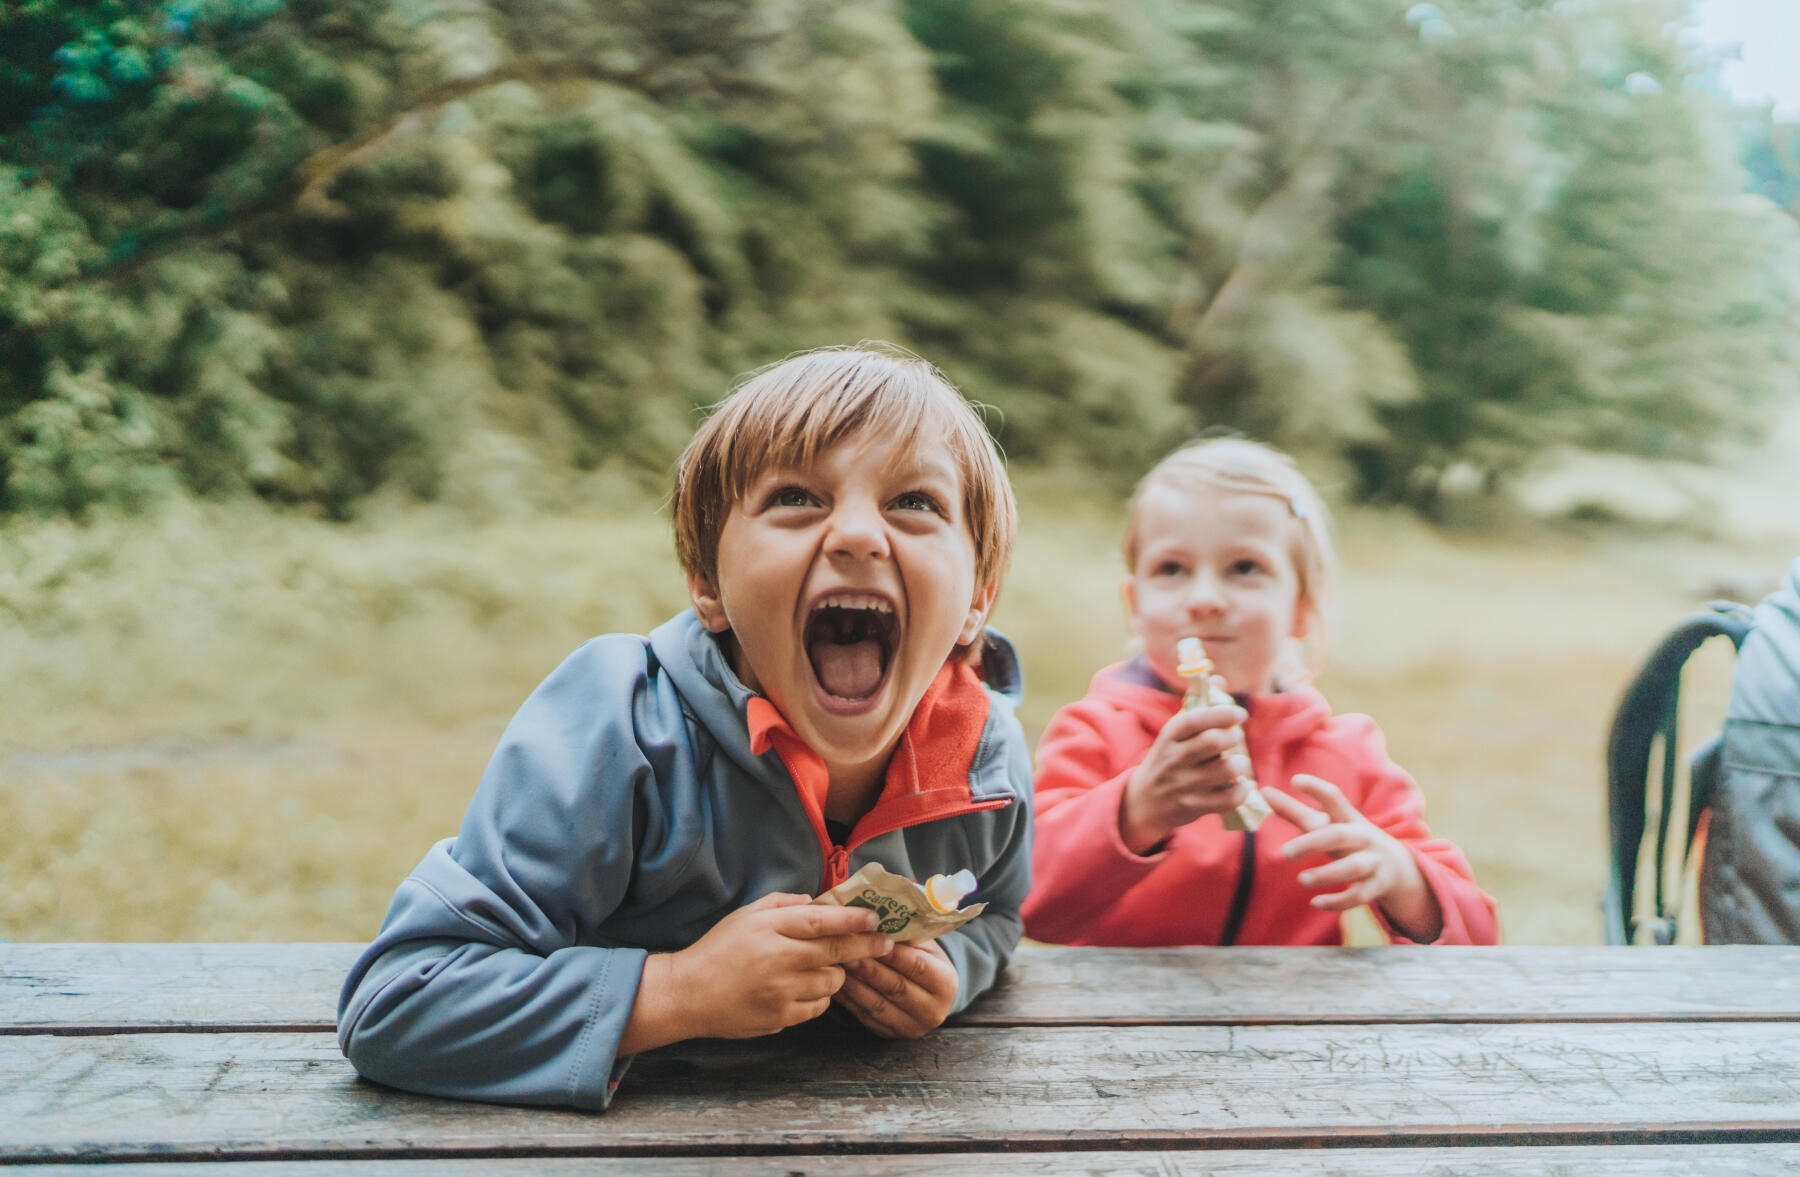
top-left (0, 0), bottom-right (1793, 518)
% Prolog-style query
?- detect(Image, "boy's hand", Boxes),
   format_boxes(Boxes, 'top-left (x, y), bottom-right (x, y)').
top-left (1119, 693), bottom-right (1252, 854)
top-left (622, 892), bottom-right (893, 1053)
top-left (1267, 774), bottom-right (1444, 943)
top-left (833, 938), bottom-right (959, 1039)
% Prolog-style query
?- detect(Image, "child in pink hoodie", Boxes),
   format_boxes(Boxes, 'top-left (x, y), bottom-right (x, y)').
top-left (1023, 439), bottom-right (1498, 946)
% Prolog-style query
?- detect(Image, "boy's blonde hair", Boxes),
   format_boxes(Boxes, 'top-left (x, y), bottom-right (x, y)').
top-left (673, 345), bottom-right (1016, 596)
top-left (1124, 437), bottom-right (1337, 679)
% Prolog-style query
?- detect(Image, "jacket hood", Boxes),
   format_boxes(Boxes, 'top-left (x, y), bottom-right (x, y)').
top-left (647, 610), bottom-right (785, 790)
top-left (1086, 660), bottom-right (1331, 746)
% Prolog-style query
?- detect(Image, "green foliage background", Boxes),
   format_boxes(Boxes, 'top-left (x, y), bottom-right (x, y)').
top-left (2, 0), bottom-right (1796, 519)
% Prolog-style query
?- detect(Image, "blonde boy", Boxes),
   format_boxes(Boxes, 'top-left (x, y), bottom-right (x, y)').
top-left (338, 347), bottom-right (1032, 1109)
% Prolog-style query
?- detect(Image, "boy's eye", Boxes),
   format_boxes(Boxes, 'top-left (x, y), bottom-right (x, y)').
top-left (1152, 561), bottom-right (1187, 578)
top-left (1229, 558), bottom-right (1267, 577)
top-left (890, 490), bottom-right (943, 514)
top-left (766, 486), bottom-right (816, 509)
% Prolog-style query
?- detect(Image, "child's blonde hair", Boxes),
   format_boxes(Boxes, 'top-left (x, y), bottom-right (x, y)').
top-left (1123, 437), bottom-right (1337, 683)
top-left (673, 344), bottom-right (1016, 596)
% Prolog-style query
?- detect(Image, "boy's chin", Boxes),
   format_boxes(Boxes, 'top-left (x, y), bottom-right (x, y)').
top-left (799, 657), bottom-right (945, 755)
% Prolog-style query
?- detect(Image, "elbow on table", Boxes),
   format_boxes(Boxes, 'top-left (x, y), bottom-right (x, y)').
top-left (335, 940), bottom-right (457, 1087)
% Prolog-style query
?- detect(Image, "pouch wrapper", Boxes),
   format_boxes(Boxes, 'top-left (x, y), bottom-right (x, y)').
top-left (812, 862), bottom-right (985, 943)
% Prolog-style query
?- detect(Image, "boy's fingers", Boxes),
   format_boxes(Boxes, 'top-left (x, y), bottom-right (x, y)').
top-left (775, 903), bottom-right (880, 939)
top-left (805, 931), bottom-right (895, 966)
top-left (839, 974), bottom-right (923, 1039)
top-left (800, 965), bottom-right (849, 1001)
top-left (835, 975), bottom-right (896, 1028)
top-left (747, 891), bottom-right (811, 911)
top-left (885, 942), bottom-right (951, 990)
top-left (849, 957), bottom-right (913, 1000)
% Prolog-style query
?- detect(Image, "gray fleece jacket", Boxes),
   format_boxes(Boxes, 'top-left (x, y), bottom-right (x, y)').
top-left (336, 610), bottom-right (1033, 1109)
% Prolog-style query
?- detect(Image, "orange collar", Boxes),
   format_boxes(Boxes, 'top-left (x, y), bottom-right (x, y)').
top-left (746, 661), bottom-right (1003, 889)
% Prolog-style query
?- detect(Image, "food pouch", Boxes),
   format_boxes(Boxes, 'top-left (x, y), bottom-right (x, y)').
top-left (811, 862), bottom-right (985, 943)
top-left (1178, 636), bottom-right (1274, 832)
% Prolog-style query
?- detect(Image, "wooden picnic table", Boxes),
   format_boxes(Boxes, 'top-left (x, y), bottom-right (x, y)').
top-left (6, 943), bottom-right (1800, 1173)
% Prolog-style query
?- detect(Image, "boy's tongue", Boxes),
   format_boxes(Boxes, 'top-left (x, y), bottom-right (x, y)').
top-left (813, 638), bottom-right (884, 699)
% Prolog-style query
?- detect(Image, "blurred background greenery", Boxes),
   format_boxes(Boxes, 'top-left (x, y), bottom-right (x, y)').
top-left (2, 0), bottom-right (1797, 944)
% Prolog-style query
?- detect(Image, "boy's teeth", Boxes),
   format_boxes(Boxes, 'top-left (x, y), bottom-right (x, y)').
top-left (815, 593), bottom-right (890, 613)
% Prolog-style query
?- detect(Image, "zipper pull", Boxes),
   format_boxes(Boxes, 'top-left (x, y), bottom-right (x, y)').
top-left (826, 844), bottom-right (850, 889)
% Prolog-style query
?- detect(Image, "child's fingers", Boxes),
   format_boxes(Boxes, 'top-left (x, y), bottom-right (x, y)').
top-left (1309, 873), bottom-right (1385, 912)
top-left (1282, 822), bottom-right (1366, 862)
top-left (1263, 787), bottom-right (1328, 831)
top-left (1297, 850), bottom-right (1378, 891)
top-left (1290, 774), bottom-right (1360, 824)
top-left (1163, 705), bottom-right (1246, 743)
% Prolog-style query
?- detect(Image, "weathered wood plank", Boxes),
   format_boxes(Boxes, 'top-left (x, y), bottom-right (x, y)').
top-left (9, 943), bottom-right (1800, 1032)
top-left (969, 946), bottom-right (1800, 1025)
top-left (5, 1022), bottom-right (1800, 1162)
top-left (12, 1144), bottom-right (1800, 1176)
top-left (1, 944), bottom-right (359, 1032)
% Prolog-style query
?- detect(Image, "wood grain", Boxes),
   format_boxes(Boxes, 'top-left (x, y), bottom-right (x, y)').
top-left (10, 1145), bottom-right (1800, 1176)
top-left (7, 1022), bottom-right (1800, 1162)
top-left (969, 945), bottom-right (1800, 1025)
top-left (9, 944), bottom-right (1800, 1032)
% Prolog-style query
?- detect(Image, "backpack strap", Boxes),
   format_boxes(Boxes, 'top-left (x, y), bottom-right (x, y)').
top-left (1604, 601), bottom-right (1755, 945)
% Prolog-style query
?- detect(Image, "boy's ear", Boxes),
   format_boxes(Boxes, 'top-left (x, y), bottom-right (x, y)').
top-left (958, 579), bottom-right (1002, 646)
top-left (687, 572), bottom-right (732, 633)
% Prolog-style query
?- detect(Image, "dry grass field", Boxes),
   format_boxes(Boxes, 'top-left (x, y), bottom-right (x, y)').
top-left (3, 436), bottom-right (1795, 946)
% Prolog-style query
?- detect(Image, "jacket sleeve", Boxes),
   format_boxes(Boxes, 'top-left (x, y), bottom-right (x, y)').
top-left (336, 638), bottom-right (659, 1110)
top-left (1340, 716), bottom-right (1502, 946)
top-left (935, 707), bottom-right (1033, 1013)
top-left (1020, 700), bottom-right (1176, 943)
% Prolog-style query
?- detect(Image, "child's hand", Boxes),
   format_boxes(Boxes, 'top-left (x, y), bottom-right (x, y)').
top-left (624, 892), bottom-right (894, 1051)
top-left (1266, 774), bottom-right (1444, 943)
top-left (833, 938), bottom-right (959, 1039)
top-left (1119, 694), bottom-right (1252, 854)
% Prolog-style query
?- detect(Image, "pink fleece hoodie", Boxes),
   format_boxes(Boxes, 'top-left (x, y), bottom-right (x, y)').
top-left (1022, 662), bottom-right (1500, 946)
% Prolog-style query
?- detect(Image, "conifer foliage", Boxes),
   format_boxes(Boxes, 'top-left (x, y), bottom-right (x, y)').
top-left (1, 0), bottom-right (1793, 517)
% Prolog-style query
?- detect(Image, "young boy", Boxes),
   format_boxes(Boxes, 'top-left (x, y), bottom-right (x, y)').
top-left (336, 346), bottom-right (1032, 1110)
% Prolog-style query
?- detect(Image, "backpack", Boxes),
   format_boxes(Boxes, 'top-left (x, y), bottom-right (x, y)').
top-left (1605, 558), bottom-right (1800, 945)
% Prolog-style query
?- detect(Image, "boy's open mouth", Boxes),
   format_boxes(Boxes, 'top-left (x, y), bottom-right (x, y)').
top-left (804, 596), bottom-right (897, 701)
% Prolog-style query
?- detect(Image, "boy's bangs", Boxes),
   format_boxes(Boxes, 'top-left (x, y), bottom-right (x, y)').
top-left (725, 369), bottom-right (947, 503)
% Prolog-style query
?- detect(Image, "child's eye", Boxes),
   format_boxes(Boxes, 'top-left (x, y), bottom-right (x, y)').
top-left (1229, 558), bottom-right (1268, 577)
top-left (890, 490), bottom-right (943, 514)
top-left (1152, 561), bottom-right (1187, 578)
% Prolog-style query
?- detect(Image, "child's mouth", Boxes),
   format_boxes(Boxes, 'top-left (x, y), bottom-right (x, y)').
top-left (804, 597), bottom-right (897, 701)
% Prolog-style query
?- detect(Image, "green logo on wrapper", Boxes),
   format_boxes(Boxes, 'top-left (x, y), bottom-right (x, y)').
top-left (847, 890), bottom-right (912, 935)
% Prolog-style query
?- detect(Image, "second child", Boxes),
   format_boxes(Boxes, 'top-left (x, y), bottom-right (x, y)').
top-left (1022, 439), bottom-right (1498, 946)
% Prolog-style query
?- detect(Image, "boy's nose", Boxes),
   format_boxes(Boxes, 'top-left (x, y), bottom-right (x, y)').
top-left (824, 501), bottom-right (890, 561)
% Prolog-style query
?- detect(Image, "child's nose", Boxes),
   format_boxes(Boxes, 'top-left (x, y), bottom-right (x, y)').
top-left (824, 500), bottom-right (890, 561)
top-left (1186, 573), bottom-right (1226, 614)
